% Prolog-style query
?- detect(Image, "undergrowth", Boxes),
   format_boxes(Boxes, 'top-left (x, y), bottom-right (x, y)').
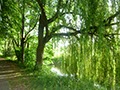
top-left (27, 66), bottom-right (108, 90)
top-left (8, 64), bottom-right (120, 90)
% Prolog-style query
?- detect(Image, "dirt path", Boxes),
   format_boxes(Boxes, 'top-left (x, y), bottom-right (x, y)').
top-left (0, 79), bottom-right (10, 90)
top-left (0, 58), bottom-right (27, 90)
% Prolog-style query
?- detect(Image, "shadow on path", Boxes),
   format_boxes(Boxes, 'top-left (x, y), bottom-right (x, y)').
top-left (0, 60), bottom-right (22, 80)
top-left (0, 58), bottom-right (26, 90)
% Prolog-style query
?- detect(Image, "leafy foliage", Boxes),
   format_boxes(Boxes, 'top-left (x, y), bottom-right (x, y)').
top-left (0, 0), bottom-right (120, 89)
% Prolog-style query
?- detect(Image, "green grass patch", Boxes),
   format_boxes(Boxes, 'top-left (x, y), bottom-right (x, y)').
top-left (8, 65), bottom-right (120, 90)
top-left (27, 66), bottom-right (105, 90)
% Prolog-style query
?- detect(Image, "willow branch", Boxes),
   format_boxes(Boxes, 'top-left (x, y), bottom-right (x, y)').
top-left (52, 25), bottom-right (120, 37)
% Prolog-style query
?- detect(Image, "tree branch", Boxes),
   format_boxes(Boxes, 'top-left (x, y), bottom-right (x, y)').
top-left (53, 31), bottom-right (81, 37)
top-left (51, 24), bottom-right (120, 38)
top-left (36, 0), bottom-right (49, 39)
top-left (104, 33), bottom-right (120, 37)
top-left (24, 21), bottom-right (37, 39)
top-left (109, 22), bottom-right (120, 26)
top-left (53, 32), bottom-right (120, 37)
top-left (48, 0), bottom-right (62, 23)
top-left (105, 10), bottom-right (120, 25)
top-left (36, 0), bottom-right (48, 25)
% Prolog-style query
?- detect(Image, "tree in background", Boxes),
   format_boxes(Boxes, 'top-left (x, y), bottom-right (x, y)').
top-left (0, 0), bottom-right (38, 64)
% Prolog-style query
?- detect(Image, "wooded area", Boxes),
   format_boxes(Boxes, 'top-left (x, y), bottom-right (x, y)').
top-left (0, 0), bottom-right (120, 89)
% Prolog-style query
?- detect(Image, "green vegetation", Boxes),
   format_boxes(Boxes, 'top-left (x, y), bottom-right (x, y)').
top-left (28, 66), bottom-right (103, 90)
top-left (9, 66), bottom-right (115, 90)
top-left (0, 0), bottom-right (120, 89)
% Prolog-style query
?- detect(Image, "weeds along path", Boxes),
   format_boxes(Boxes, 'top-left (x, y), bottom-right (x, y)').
top-left (0, 58), bottom-right (27, 90)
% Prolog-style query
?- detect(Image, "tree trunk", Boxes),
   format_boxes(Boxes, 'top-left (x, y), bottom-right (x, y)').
top-left (15, 49), bottom-right (21, 62)
top-left (34, 15), bottom-right (45, 70)
top-left (20, 38), bottom-right (25, 64)
top-left (35, 41), bottom-right (45, 70)
top-left (34, 1), bottom-right (50, 70)
top-left (20, 0), bottom-right (25, 64)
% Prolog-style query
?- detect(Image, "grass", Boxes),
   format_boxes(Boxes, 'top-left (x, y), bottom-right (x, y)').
top-left (8, 65), bottom-right (120, 90)
top-left (20, 66), bottom-right (104, 90)
top-left (28, 71), bottom-right (95, 90)
top-left (8, 67), bottom-right (91, 90)
top-left (1, 58), bottom-right (119, 90)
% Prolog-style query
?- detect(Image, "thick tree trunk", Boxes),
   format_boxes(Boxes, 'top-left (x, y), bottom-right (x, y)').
top-left (35, 41), bottom-right (45, 70)
top-left (34, 14), bottom-right (45, 70)
top-left (34, 1), bottom-right (51, 70)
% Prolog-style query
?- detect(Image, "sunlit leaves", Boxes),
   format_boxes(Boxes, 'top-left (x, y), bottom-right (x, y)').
top-left (49, 0), bottom-right (120, 88)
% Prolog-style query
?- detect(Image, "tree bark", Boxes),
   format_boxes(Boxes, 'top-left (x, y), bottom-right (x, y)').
top-left (35, 41), bottom-right (45, 70)
top-left (34, 14), bottom-right (46, 70)
top-left (20, 38), bottom-right (25, 64)
top-left (34, 0), bottom-right (52, 70)
top-left (20, 0), bottom-right (25, 64)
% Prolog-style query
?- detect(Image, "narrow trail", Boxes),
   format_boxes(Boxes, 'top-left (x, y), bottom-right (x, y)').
top-left (0, 79), bottom-right (9, 90)
top-left (0, 58), bottom-right (26, 90)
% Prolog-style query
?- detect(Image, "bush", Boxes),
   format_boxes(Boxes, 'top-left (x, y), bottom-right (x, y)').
top-left (24, 48), bottom-right (36, 70)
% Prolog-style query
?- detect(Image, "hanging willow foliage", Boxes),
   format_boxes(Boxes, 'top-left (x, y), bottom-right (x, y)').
top-left (60, 30), bottom-right (120, 88)
top-left (51, 0), bottom-right (120, 89)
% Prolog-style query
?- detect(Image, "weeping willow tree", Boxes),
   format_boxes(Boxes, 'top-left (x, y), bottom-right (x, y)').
top-left (51, 0), bottom-right (120, 89)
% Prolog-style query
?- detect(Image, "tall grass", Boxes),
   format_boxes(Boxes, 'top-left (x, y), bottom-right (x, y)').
top-left (28, 65), bottom-right (109, 90)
